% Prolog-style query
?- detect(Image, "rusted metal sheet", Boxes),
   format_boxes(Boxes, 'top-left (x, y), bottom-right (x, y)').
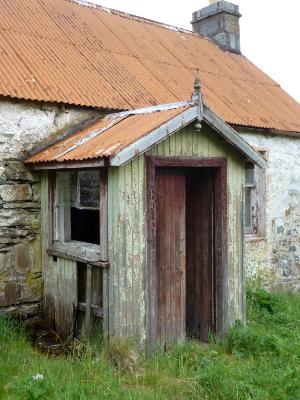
top-left (0, 0), bottom-right (298, 133)
top-left (26, 107), bottom-right (188, 163)
top-left (26, 104), bottom-right (268, 168)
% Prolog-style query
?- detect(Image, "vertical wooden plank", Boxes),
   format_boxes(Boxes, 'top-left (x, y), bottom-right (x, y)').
top-left (157, 141), bottom-right (165, 156)
top-left (106, 167), bottom-right (116, 334)
top-left (118, 166), bottom-right (126, 336)
top-left (85, 264), bottom-right (92, 333)
top-left (131, 158), bottom-right (139, 338)
top-left (125, 162), bottom-right (133, 336)
top-left (175, 129), bottom-right (182, 156)
top-left (175, 172), bottom-right (186, 341)
top-left (186, 169), bottom-right (214, 341)
top-left (138, 156), bottom-right (146, 342)
top-left (156, 169), bottom-right (186, 343)
top-left (41, 173), bottom-right (55, 330)
top-left (56, 172), bottom-right (71, 241)
top-left (100, 169), bottom-right (108, 261)
top-left (169, 133), bottom-right (176, 155)
top-left (191, 126), bottom-right (199, 156)
top-left (185, 126), bottom-right (193, 157)
top-left (241, 166), bottom-right (246, 322)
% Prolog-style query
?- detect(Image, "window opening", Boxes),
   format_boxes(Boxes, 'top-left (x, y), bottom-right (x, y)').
top-left (56, 170), bottom-right (100, 244)
top-left (244, 152), bottom-right (266, 238)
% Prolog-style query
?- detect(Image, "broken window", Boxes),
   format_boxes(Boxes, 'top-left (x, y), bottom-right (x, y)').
top-left (244, 155), bottom-right (266, 238)
top-left (55, 170), bottom-right (100, 245)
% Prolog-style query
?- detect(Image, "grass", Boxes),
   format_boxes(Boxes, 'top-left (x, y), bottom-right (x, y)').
top-left (1, 287), bottom-right (300, 399)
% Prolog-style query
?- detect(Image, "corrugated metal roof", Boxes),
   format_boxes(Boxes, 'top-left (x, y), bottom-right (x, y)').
top-left (0, 0), bottom-right (299, 133)
top-left (26, 105), bottom-right (189, 163)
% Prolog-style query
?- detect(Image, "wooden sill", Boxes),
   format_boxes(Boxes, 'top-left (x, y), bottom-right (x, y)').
top-left (47, 241), bottom-right (109, 268)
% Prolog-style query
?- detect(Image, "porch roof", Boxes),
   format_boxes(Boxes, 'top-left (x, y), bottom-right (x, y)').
top-left (25, 101), bottom-right (267, 169)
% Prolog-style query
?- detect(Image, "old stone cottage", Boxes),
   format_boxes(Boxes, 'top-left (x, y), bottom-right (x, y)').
top-left (0, 0), bottom-right (299, 343)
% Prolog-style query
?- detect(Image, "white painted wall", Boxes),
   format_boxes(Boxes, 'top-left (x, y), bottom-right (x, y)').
top-left (240, 131), bottom-right (300, 290)
top-left (0, 99), bottom-right (98, 158)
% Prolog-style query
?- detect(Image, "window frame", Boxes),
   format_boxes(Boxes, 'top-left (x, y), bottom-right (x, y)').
top-left (47, 168), bottom-right (108, 265)
top-left (244, 151), bottom-right (267, 240)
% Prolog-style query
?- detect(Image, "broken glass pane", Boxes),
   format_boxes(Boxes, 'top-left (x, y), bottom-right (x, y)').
top-left (78, 171), bottom-right (100, 208)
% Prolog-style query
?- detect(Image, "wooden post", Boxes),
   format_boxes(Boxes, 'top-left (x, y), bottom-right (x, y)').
top-left (85, 264), bottom-right (92, 333)
top-left (48, 171), bottom-right (55, 251)
top-left (100, 169), bottom-right (108, 261)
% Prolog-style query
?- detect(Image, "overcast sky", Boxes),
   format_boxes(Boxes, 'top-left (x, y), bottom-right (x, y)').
top-left (90, 0), bottom-right (300, 103)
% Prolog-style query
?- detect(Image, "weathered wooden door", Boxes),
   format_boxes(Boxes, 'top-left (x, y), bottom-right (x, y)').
top-left (155, 167), bottom-right (216, 343)
top-left (156, 169), bottom-right (186, 342)
top-left (186, 169), bottom-right (215, 341)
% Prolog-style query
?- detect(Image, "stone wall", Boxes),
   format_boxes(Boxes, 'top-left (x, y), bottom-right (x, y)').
top-left (0, 98), bottom-right (99, 316)
top-left (239, 131), bottom-right (300, 290)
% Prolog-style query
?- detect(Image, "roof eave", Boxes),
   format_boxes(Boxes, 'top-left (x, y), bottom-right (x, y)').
top-left (109, 106), bottom-right (198, 166)
top-left (27, 104), bottom-right (267, 170)
top-left (110, 105), bottom-right (267, 169)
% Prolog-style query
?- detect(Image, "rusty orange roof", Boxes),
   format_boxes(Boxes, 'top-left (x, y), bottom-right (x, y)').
top-left (0, 0), bottom-right (299, 133)
top-left (26, 105), bottom-right (191, 164)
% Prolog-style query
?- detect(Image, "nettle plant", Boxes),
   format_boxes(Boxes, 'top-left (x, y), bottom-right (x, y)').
top-left (14, 373), bottom-right (52, 400)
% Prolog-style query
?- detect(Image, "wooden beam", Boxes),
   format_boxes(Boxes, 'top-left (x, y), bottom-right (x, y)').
top-left (49, 241), bottom-right (109, 268)
top-left (28, 159), bottom-right (106, 171)
top-left (47, 249), bottom-right (109, 268)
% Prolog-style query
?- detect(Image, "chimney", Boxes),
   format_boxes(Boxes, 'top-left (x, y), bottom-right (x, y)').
top-left (191, 1), bottom-right (242, 54)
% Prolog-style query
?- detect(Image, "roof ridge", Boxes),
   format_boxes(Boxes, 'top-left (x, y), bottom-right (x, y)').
top-left (105, 100), bottom-right (196, 119)
top-left (63, 0), bottom-right (203, 38)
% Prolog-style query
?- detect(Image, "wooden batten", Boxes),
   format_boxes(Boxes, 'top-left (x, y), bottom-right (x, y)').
top-left (29, 159), bottom-right (106, 170)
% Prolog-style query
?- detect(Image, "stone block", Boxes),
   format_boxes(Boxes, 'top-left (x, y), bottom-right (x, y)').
top-left (32, 182), bottom-right (41, 202)
top-left (3, 201), bottom-right (40, 209)
top-left (5, 161), bottom-right (36, 182)
top-left (15, 242), bottom-right (33, 273)
top-left (0, 226), bottom-right (32, 239)
top-left (19, 281), bottom-right (42, 303)
top-left (4, 281), bottom-right (21, 305)
top-left (29, 236), bottom-right (42, 273)
top-left (0, 251), bottom-right (10, 272)
top-left (0, 166), bottom-right (6, 184)
top-left (0, 209), bottom-right (39, 228)
top-left (0, 302), bottom-right (41, 318)
top-left (0, 184), bottom-right (32, 202)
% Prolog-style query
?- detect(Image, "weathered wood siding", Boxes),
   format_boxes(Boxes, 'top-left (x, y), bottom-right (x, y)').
top-left (41, 173), bottom-right (77, 337)
top-left (106, 123), bottom-right (245, 343)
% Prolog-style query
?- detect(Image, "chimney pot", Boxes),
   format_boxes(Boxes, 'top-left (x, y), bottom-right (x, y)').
top-left (191, 1), bottom-right (242, 54)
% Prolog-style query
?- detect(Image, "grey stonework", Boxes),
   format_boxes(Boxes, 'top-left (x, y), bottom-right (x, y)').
top-left (192, 1), bottom-right (241, 54)
top-left (0, 160), bottom-right (42, 310)
top-left (272, 195), bottom-right (300, 290)
top-left (240, 131), bottom-right (300, 291)
top-left (0, 98), bottom-right (100, 316)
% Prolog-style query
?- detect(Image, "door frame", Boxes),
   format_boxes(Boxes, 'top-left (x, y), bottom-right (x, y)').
top-left (146, 156), bottom-right (228, 345)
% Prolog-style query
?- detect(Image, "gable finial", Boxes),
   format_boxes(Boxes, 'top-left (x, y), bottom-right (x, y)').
top-left (192, 68), bottom-right (201, 98)
top-left (192, 68), bottom-right (204, 131)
